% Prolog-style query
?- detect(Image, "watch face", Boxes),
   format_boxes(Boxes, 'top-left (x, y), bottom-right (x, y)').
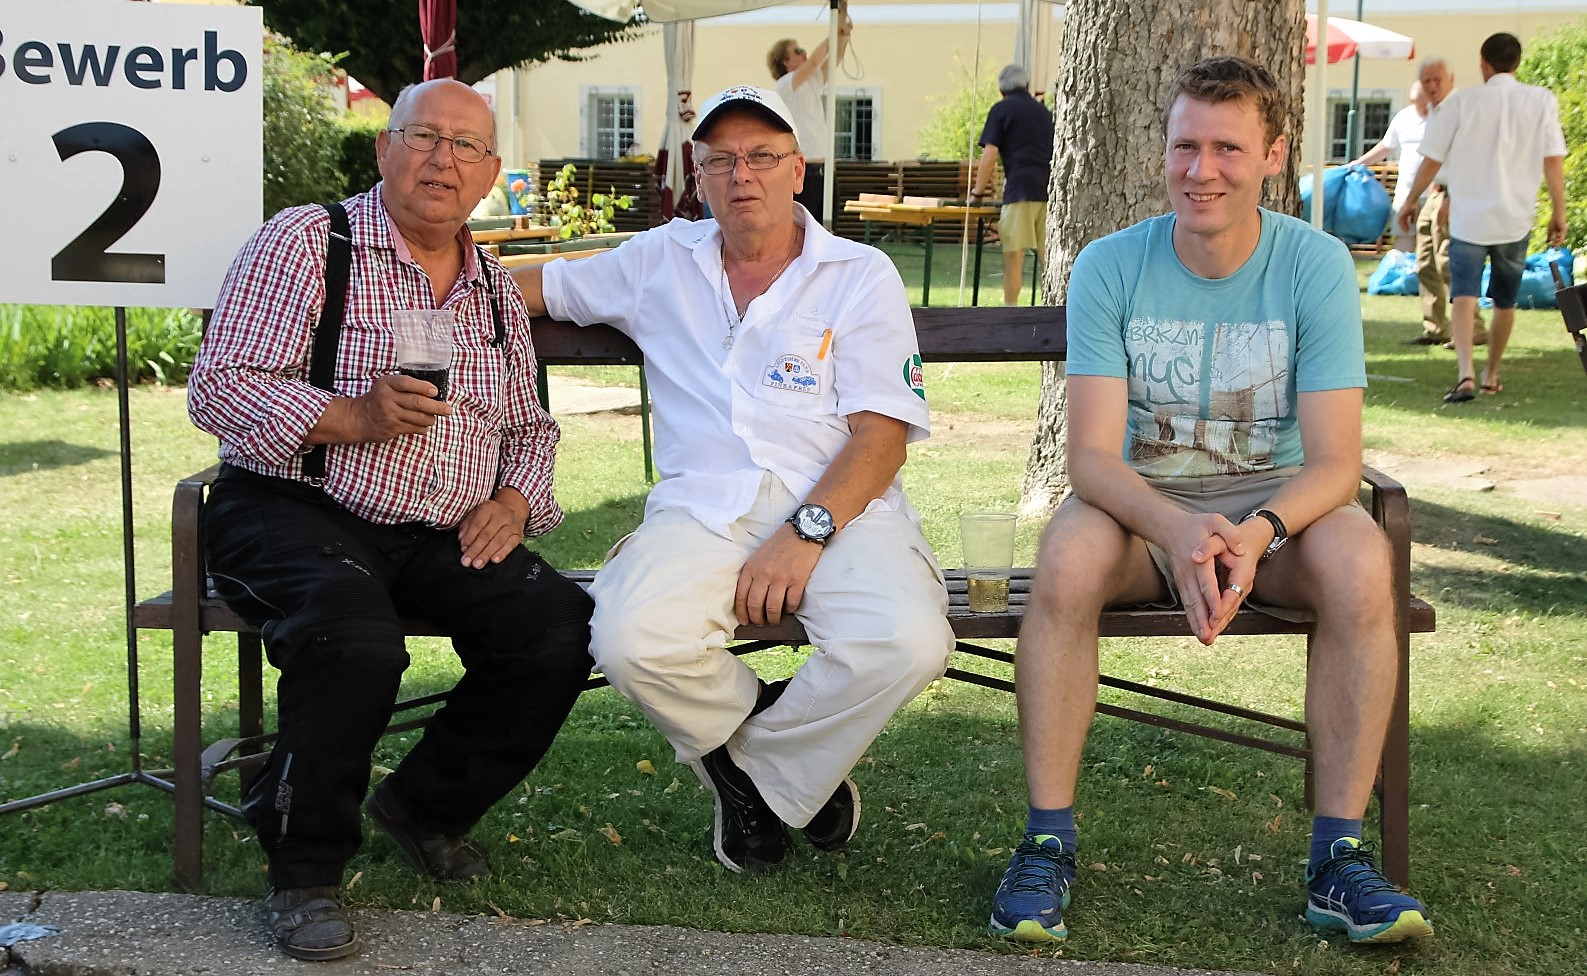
top-left (796, 504), bottom-right (834, 539)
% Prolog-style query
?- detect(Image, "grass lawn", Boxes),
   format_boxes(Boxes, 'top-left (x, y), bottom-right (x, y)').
top-left (1, 269), bottom-right (1584, 976)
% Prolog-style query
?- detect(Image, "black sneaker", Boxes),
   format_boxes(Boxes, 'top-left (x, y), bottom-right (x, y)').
top-left (366, 781), bottom-right (490, 882)
top-left (265, 885), bottom-right (358, 961)
top-left (690, 746), bottom-right (788, 872)
top-left (802, 777), bottom-right (861, 851)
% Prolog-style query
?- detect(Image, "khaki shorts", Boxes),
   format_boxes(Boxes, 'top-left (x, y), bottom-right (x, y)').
top-left (999, 200), bottom-right (1047, 254)
top-left (1064, 466), bottom-right (1348, 622)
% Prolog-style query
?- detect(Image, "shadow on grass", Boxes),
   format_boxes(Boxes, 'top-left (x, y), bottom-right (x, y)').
top-left (527, 491), bottom-right (648, 569)
top-left (0, 439), bottom-right (117, 477)
top-left (1408, 497), bottom-right (1587, 616)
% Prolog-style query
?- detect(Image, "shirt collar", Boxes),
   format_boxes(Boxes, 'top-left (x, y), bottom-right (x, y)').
top-left (366, 182), bottom-right (483, 285)
top-left (672, 203), bottom-right (861, 273)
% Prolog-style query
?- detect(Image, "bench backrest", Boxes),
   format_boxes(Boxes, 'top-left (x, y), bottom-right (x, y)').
top-left (529, 305), bottom-right (1068, 366)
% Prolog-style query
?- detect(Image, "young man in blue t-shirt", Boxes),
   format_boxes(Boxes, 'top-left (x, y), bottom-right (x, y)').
top-left (989, 56), bottom-right (1434, 946)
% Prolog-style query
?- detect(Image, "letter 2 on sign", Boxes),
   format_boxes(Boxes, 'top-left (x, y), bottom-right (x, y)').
top-left (51, 121), bottom-right (164, 284)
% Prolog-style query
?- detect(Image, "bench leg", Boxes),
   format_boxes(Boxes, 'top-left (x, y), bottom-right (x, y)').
top-left (1380, 607), bottom-right (1412, 888)
top-left (171, 612), bottom-right (204, 890)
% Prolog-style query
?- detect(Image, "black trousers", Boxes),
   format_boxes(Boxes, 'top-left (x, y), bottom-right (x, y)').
top-left (795, 162), bottom-right (825, 224)
top-left (202, 466), bottom-right (594, 889)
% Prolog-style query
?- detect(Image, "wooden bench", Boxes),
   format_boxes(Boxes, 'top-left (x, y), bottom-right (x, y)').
top-left (133, 305), bottom-right (1434, 891)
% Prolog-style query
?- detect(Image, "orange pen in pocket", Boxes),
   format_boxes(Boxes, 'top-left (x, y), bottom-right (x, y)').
top-left (817, 328), bottom-right (833, 360)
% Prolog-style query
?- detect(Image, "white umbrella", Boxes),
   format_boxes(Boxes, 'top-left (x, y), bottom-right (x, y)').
top-left (1304, 8), bottom-right (1415, 229)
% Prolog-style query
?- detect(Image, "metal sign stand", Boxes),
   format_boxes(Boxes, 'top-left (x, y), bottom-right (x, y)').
top-left (0, 307), bottom-right (175, 817)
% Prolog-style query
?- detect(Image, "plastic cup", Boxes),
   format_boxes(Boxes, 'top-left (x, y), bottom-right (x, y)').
top-left (959, 513), bottom-right (1017, 613)
top-left (391, 309), bottom-right (456, 400)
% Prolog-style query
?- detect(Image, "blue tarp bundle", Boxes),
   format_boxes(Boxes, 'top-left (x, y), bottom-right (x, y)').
top-left (1365, 247), bottom-right (1575, 308)
top-left (1367, 249), bottom-right (1418, 296)
top-left (1299, 164), bottom-right (1392, 245)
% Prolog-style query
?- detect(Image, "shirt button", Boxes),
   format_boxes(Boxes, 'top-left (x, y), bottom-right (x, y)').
top-left (734, 425), bottom-right (749, 435)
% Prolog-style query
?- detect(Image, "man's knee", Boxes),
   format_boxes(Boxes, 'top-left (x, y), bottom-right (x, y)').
top-left (1289, 509), bottom-right (1393, 620)
top-left (1030, 499), bottom-right (1140, 609)
top-left (268, 576), bottom-right (409, 673)
top-left (588, 598), bottom-right (710, 692)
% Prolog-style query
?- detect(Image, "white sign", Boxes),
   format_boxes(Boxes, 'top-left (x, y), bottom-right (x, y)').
top-left (0, 0), bottom-right (262, 308)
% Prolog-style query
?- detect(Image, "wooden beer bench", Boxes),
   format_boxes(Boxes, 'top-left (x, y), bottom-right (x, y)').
top-left (133, 305), bottom-right (1435, 890)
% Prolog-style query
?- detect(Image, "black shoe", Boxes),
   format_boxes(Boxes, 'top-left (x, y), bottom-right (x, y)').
top-left (366, 781), bottom-right (490, 882)
top-left (265, 886), bottom-right (358, 961)
top-left (802, 776), bottom-right (861, 851)
top-left (1403, 334), bottom-right (1447, 345)
top-left (690, 746), bottom-right (788, 872)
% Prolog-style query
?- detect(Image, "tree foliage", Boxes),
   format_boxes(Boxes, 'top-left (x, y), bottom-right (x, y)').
top-left (262, 34), bottom-right (345, 219)
top-left (917, 59), bottom-right (1001, 161)
top-left (247, 0), bottom-right (640, 106)
top-left (1518, 18), bottom-right (1587, 252)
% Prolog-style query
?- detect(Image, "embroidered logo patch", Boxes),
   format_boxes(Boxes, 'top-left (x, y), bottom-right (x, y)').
top-left (765, 354), bottom-right (820, 394)
top-left (903, 354), bottom-right (926, 400)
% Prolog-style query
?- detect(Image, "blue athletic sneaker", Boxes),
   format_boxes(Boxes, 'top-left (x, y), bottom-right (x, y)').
top-left (989, 834), bottom-right (1075, 941)
top-left (1306, 837), bottom-right (1434, 943)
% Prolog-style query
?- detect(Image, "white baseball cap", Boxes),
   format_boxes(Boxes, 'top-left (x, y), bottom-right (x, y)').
top-left (692, 85), bottom-right (800, 145)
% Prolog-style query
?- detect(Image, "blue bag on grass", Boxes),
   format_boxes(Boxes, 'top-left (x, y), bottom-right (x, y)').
top-left (1298, 164), bottom-right (1392, 245)
top-left (1367, 249), bottom-right (1418, 296)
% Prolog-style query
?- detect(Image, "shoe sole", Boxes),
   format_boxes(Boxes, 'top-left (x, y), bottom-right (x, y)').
top-left (281, 933), bottom-right (360, 961)
top-left (987, 913), bottom-right (1067, 942)
top-left (1306, 905), bottom-right (1434, 943)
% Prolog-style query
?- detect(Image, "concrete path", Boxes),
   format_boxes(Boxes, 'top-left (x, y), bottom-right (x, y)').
top-left (0, 890), bottom-right (1259, 976)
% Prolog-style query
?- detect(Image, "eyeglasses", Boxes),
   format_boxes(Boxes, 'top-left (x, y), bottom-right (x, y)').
top-left (387, 124), bottom-right (494, 164)
top-left (698, 150), bottom-right (795, 175)
top-left (793, 47), bottom-right (807, 55)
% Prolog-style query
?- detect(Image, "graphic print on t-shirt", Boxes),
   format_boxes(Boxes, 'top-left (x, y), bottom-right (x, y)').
top-left (1124, 315), bottom-right (1290, 478)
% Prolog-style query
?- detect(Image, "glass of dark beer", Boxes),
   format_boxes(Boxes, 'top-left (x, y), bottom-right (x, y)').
top-left (391, 309), bottom-right (456, 400)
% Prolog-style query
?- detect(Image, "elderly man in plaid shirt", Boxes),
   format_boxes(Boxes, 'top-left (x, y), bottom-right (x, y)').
top-left (188, 79), bottom-right (593, 962)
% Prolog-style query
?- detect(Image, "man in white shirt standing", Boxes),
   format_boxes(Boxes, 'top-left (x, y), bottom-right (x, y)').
top-left (767, 10), bottom-right (852, 222)
top-left (1397, 33), bottom-right (1568, 402)
top-left (513, 86), bottom-right (953, 874)
top-left (1349, 81), bottom-right (1427, 253)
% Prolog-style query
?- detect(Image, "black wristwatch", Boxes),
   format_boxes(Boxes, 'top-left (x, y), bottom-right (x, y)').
top-left (787, 503), bottom-right (836, 546)
top-left (1241, 509), bottom-right (1288, 560)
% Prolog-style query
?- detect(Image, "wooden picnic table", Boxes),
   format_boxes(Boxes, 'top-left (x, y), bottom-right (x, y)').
top-left (845, 201), bottom-right (1004, 306)
top-left (470, 225), bottom-right (560, 245)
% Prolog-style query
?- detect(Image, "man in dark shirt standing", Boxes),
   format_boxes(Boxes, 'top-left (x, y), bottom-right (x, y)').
top-left (969, 64), bottom-right (1055, 305)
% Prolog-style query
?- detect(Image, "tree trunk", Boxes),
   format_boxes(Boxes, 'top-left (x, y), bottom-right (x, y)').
top-left (1020, 0), bottom-right (1306, 516)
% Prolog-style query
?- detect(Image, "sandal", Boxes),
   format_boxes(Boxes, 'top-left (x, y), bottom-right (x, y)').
top-left (1443, 376), bottom-right (1476, 403)
top-left (1480, 380), bottom-right (1503, 395)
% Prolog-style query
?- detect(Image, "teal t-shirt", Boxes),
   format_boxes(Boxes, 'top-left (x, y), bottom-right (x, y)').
top-left (1066, 208), bottom-right (1364, 478)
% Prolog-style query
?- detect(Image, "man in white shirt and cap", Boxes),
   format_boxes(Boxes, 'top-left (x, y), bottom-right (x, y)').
top-left (512, 85), bottom-right (953, 873)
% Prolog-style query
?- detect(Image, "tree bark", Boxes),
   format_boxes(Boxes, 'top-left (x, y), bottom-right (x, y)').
top-left (1020, 0), bottom-right (1306, 516)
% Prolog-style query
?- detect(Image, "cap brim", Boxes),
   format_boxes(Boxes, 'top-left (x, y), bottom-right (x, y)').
top-left (693, 102), bottom-right (795, 143)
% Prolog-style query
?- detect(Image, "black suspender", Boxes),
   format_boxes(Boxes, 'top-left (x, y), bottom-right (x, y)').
top-left (303, 202), bottom-right (351, 482)
top-left (300, 203), bottom-right (504, 483)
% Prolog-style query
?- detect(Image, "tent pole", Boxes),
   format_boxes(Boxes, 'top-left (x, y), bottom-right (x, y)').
top-left (1311, 0), bottom-right (1330, 228)
top-left (822, 0), bottom-right (839, 229)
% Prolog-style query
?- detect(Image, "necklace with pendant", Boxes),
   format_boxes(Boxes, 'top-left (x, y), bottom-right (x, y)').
top-left (719, 229), bottom-right (802, 350)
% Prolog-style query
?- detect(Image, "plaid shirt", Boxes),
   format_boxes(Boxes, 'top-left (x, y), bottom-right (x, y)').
top-left (189, 186), bottom-right (562, 535)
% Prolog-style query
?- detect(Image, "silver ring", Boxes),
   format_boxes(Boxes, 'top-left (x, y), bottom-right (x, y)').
top-left (1228, 582), bottom-right (1244, 597)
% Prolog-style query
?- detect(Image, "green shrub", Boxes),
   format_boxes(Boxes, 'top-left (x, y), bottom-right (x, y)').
top-left (262, 34), bottom-right (345, 219)
top-left (0, 305), bottom-right (202, 392)
top-left (539, 163), bottom-right (634, 239)
top-left (1519, 18), bottom-right (1587, 252)
top-left (336, 113), bottom-right (387, 198)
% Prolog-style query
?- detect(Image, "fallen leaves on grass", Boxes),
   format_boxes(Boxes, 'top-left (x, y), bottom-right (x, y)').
top-left (635, 759), bottom-right (656, 776)
top-left (104, 802), bottom-right (126, 819)
top-left (3, 739), bottom-right (21, 761)
top-left (1203, 786), bottom-right (1237, 801)
top-left (598, 824), bottom-right (623, 846)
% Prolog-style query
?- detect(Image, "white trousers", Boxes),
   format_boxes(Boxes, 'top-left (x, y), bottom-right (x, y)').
top-left (588, 473), bottom-right (953, 826)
